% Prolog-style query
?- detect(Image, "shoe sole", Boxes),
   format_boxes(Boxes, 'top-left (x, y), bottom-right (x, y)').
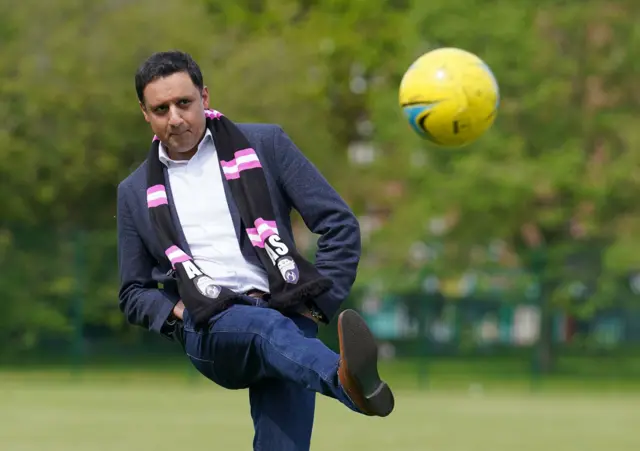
top-left (338, 309), bottom-right (395, 417)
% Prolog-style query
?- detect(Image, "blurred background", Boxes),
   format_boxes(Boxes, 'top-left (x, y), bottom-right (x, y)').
top-left (2, 0), bottom-right (640, 450)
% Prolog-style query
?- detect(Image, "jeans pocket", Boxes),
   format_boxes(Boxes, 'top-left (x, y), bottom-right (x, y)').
top-left (187, 351), bottom-right (250, 390)
top-left (187, 353), bottom-right (218, 383)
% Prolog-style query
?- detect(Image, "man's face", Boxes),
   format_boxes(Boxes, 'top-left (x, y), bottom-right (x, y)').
top-left (140, 71), bottom-right (209, 158)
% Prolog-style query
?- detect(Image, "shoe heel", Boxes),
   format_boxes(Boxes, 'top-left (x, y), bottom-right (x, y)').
top-left (366, 381), bottom-right (395, 417)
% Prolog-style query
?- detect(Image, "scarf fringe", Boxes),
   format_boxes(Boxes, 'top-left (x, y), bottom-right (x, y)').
top-left (269, 277), bottom-right (334, 311)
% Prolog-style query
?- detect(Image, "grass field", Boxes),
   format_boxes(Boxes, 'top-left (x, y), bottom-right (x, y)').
top-left (2, 367), bottom-right (639, 451)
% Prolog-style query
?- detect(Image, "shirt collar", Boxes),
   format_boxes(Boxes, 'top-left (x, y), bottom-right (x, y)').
top-left (158, 128), bottom-right (214, 167)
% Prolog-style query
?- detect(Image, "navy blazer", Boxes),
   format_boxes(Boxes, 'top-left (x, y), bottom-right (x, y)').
top-left (116, 123), bottom-right (361, 337)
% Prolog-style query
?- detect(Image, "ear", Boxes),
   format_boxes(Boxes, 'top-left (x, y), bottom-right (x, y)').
top-left (139, 101), bottom-right (150, 123)
top-left (201, 86), bottom-right (210, 109)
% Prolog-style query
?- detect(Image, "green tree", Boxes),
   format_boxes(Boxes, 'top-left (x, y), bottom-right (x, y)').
top-left (2, 0), bottom-right (638, 366)
top-left (0, 0), bottom-right (226, 352)
top-left (359, 0), bottom-right (640, 370)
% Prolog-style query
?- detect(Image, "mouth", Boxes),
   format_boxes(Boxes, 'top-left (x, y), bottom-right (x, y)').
top-left (170, 130), bottom-right (190, 137)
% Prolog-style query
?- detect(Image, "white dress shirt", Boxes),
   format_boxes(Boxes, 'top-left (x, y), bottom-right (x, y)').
top-left (158, 129), bottom-right (270, 294)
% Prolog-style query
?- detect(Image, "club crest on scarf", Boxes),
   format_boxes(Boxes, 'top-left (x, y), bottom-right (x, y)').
top-left (195, 275), bottom-right (222, 298)
top-left (176, 257), bottom-right (223, 299)
top-left (146, 109), bottom-right (333, 327)
top-left (248, 220), bottom-right (299, 284)
top-left (263, 235), bottom-right (299, 284)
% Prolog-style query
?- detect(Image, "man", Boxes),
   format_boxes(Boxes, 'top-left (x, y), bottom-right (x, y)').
top-left (117, 50), bottom-right (394, 450)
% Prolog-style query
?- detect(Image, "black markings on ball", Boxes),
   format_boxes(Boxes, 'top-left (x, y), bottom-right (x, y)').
top-left (419, 113), bottom-right (430, 130)
top-left (453, 121), bottom-right (460, 134)
top-left (419, 113), bottom-right (441, 145)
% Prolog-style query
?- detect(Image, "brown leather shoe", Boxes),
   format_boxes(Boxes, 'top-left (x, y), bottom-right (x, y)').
top-left (337, 309), bottom-right (395, 417)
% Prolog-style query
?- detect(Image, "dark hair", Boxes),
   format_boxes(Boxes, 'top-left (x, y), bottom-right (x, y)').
top-left (135, 50), bottom-right (204, 103)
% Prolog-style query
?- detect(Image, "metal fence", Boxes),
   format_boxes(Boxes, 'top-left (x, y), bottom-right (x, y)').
top-left (3, 227), bottom-right (640, 388)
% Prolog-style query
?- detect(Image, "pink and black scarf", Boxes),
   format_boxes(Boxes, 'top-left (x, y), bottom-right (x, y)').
top-left (146, 110), bottom-right (332, 327)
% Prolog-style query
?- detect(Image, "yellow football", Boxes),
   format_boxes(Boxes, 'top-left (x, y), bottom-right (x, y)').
top-left (399, 47), bottom-right (500, 147)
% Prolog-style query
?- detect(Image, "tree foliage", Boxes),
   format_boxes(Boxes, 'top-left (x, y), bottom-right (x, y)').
top-left (1, 0), bottom-right (639, 355)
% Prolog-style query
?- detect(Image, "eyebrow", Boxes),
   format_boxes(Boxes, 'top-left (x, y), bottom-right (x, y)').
top-left (148, 96), bottom-right (194, 110)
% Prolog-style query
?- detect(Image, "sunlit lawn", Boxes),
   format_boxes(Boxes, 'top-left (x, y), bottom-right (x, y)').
top-left (2, 368), bottom-right (639, 451)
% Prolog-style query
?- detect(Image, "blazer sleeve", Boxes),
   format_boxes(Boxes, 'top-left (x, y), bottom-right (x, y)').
top-left (271, 126), bottom-right (361, 323)
top-left (117, 182), bottom-right (177, 337)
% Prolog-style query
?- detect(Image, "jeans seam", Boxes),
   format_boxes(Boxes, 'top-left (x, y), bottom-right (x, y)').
top-left (184, 326), bottom-right (242, 335)
top-left (190, 329), bottom-right (335, 384)
top-left (183, 327), bottom-right (207, 335)
top-left (186, 352), bottom-right (215, 364)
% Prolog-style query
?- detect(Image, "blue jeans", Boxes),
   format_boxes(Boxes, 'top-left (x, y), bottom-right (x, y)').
top-left (182, 299), bottom-right (359, 451)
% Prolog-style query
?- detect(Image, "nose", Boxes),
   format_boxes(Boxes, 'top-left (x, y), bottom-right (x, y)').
top-left (168, 106), bottom-right (184, 127)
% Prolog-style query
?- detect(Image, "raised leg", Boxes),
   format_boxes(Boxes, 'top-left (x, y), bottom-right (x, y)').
top-left (183, 304), bottom-right (357, 409)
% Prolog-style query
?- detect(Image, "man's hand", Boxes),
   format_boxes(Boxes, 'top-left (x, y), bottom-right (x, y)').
top-left (172, 300), bottom-right (185, 321)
